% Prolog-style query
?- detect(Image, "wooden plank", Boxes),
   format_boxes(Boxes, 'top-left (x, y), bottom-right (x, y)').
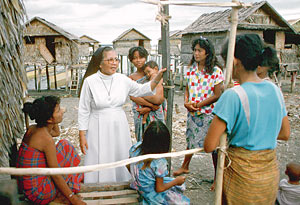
top-left (39, 44), bottom-right (54, 64)
top-left (80, 182), bottom-right (131, 192)
top-left (79, 190), bottom-right (137, 198)
top-left (83, 197), bottom-right (138, 205)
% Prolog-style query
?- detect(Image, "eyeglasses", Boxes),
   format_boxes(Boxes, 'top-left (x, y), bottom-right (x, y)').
top-left (103, 57), bottom-right (120, 64)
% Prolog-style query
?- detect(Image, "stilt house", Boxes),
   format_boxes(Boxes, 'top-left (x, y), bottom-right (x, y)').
top-left (113, 28), bottom-right (151, 56)
top-left (180, 1), bottom-right (300, 71)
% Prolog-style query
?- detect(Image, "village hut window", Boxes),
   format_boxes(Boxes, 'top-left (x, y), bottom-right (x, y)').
top-left (25, 36), bottom-right (35, 44)
top-left (139, 40), bottom-right (144, 47)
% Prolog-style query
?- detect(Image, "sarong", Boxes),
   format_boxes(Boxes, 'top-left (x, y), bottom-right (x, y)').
top-left (132, 76), bottom-right (165, 142)
top-left (17, 139), bottom-right (83, 204)
top-left (223, 147), bottom-right (279, 205)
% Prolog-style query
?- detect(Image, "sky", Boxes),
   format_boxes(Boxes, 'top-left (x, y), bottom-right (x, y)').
top-left (23, 0), bottom-right (300, 45)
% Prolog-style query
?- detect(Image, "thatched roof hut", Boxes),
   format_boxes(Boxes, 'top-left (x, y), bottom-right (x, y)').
top-left (79, 35), bottom-right (100, 57)
top-left (0, 0), bottom-right (27, 180)
top-left (113, 28), bottom-right (151, 56)
top-left (24, 16), bottom-right (80, 65)
top-left (181, 1), bottom-right (300, 67)
top-left (158, 30), bottom-right (183, 56)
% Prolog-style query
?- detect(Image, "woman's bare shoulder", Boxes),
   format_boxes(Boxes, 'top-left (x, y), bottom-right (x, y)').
top-left (23, 127), bottom-right (53, 151)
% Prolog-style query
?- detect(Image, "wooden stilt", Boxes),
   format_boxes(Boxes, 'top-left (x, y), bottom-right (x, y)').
top-left (53, 65), bottom-right (57, 90)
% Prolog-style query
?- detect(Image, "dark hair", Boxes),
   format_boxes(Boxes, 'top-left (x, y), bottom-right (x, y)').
top-left (222, 34), bottom-right (266, 71)
top-left (79, 46), bottom-right (113, 96)
top-left (286, 162), bottom-right (300, 182)
top-left (190, 37), bottom-right (216, 74)
top-left (141, 120), bottom-right (170, 155)
top-left (142, 60), bottom-right (159, 71)
top-left (128, 46), bottom-right (149, 62)
top-left (260, 46), bottom-right (280, 76)
top-left (22, 95), bottom-right (60, 127)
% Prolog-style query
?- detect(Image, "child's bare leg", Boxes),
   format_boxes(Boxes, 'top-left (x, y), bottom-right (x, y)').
top-left (210, 150), bottom-right (218, 191)
top-left (142, 112), bottom-right (150, 124)
top-left (173, 154), bottom-right (193, 176)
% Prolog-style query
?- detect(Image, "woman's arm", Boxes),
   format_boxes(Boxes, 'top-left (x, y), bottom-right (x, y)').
top-left (184, 84), bottom-right (198, 112)
top-left (43, 136), bottom-right (85, 204)
top-left (277, 116), bottom-right (290, 141)
top-left (196, 82), bottom-right (223, 109)
top-left (155, 176), bottom-right (186, 193)
top-left (130, 96), bottom-right (156, 108)
top-left (204, 115), bottom-right (227, 153)
top-left (142, 81), bottom-right (164, 105)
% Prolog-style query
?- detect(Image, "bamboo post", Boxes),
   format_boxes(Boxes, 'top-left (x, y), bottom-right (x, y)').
top-left (46, 64), bottom-right (50, 90)
top-left (214, 1), bottom-right (239, 204)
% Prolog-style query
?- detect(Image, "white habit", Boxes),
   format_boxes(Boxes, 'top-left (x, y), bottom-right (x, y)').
top-left (78, 71), bottom-right (155, 183)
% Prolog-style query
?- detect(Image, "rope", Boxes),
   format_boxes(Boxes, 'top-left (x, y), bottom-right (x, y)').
top-left (215, 146), bottom-right (231, 169)
top-left (155, 1), bottom-right (171, 25)
top-left (0, 148), bottom-right (203, 176)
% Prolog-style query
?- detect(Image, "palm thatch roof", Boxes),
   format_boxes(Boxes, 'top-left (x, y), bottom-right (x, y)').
top-left (0, 0), bottom-right (27, 179)
top-left (113, 28), bottom-right (151, 42)
top-left (183, 1), bottom-right (297, 35)
top-left (25, 16), bottom-right (79, 41)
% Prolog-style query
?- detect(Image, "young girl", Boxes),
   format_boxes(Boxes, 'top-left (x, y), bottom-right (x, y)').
top-left (128, 47), bottom-right (165, 141)
top-left (129, 120), bottom-right (190, 204)
top-left (17, 96), bottom-right (85, 204)
top-left (173, 37), bottom-right (224, 182)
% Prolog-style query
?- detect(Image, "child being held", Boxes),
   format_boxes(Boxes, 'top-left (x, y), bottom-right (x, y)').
top-left (277, 162), bottom-right (300, 205)
top-left (140, 61), bottom-right (167, 124)
top-left (129, 120), bottom-right (190, 204)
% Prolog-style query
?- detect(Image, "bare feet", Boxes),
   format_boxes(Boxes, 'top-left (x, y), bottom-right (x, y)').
top-left (173, 168), bottom-right (190, 176)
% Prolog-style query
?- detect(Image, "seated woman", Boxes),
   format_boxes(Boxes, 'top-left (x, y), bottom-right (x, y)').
top-left (17, 95), bottom-right (85, 205)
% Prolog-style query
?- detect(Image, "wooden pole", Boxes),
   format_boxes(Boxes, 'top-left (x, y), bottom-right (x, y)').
top-left (34, 64), bottom-right (37, 90)
top-left (65, 64), bottom-right (69, 91)
top-left (46, 64), bottom-right (50, 90)
top-left (37, 65), bottom-right (41, 92)
top-left (215, 1), bottom-right (239, 204)
top-left (160, 0), bottom-right (174, 173)
top-left (120, 55), bottom-right (123, 74)
top-left (54, 65), bottom-right (57, 90)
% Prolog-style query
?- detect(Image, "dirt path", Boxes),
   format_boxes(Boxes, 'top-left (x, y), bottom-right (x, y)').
top-left (28, 80), bottom-right (300, 204)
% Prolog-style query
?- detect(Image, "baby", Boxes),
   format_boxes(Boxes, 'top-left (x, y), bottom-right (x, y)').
top-left (277, 162), bottom-right (300, 205)
top-left (141, 61), bottom-right (166, 124)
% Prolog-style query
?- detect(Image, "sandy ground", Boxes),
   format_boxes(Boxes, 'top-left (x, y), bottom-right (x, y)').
top-left (27, 79), bottom-right (300, 204)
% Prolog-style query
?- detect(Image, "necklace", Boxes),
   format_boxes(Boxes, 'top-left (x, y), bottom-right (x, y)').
top-left (99, 76), bottom-right (113, 101)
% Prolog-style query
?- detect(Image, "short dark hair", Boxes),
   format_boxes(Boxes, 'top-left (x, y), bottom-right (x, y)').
top-left (141, 120), bottom-right (170, 155)
top-left (286, 162), bottom-right (300, 182)
top-left (142, 60), bottom-right (158, 71)
top-left (190, 37), bottom-right (216, 74)
top-left (222, 34), bottom-right (266, 71)
top-left (128, 46), bottom-right (149, 62)
top-left (260, 45), bottom-right (280, 76)
top-left (22, 95), bottom-right (60, 127)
